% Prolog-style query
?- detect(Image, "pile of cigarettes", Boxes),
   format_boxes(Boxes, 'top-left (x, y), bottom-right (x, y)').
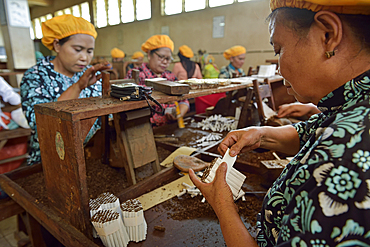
top-left (89, 192), bottom-right (147, 247)
top-left (194, 132), bottom-right (223, 147)
top-left (197, 114), bottom-right (237, 132)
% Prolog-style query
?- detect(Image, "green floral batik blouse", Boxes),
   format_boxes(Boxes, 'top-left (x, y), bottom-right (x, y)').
top-left (20, 56), bottom-right (102, 166)
top-left (256, 69), bottom-right (370, 246)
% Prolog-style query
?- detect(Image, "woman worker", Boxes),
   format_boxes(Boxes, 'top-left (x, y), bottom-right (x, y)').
top-left (110, 47), bottom-right (125, 62)
top-left (190, 0), bottom-right (370, 246)
top-left (172, 45), bottom-right (202, 80)
top-left (21, 15), bottom-right (110, 166)
top-left (125, 51), bottom-right (145, 73)
top-left (195, 54), bottom-right (226, 114)
top-left (126, 35), bottom-right (189, 126)
top-left (218, 45), bottom-right (246, 78)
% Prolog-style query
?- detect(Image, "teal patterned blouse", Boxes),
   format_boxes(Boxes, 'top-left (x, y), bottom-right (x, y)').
top-left (256, 69), bottom-right (370, 246)
top-left (20, 56), bottom-right (102, 166)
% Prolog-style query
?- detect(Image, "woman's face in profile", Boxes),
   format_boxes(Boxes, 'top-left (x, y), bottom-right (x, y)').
top-left (55, 34), bottom-right (95, 77)
top-left (230, 53), bottom-right (246, 69)
top-left (148, 48), bottom-right (172, 74)
top-left (269, 14), bottom-right (325, 104)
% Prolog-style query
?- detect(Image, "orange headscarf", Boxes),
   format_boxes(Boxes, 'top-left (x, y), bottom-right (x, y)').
top-left (42, 14), bottom-right (97, 51)
top-left (110, 48), bottom-right (125, 58)
top-left (223, 46), bottom-right (246, 60)
top-left (270, 0), bottom-right (370, 15)
top-left (141, 35), bottom-right (174, 53)
top-left (179, 45), bottom-right (194, 58)
top-left (132, 51), bottom-right (144, 60)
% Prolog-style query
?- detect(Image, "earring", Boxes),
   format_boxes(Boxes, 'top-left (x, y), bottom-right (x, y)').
top-left (325, 50), bottom-right (335, 58)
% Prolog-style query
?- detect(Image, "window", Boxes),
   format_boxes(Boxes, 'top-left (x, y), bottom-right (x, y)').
top-left (163, 0), bottom-right (242, 16)
top-left (31, 14), bottom-right (52, 40)
top-left (164, 0), bottom-right (182, 15)
top-left (81, 2), bottom-right (91, 21)
top-left (136, 0), bottom-right (151, 21)
top-left (108, 0), bottom-right (120, 25)
top-left (209, 0), bottom-right (234, 8)
top-left (121, 0), bottom-right (135, 23)
top-left (185, 0), bottom-right (206, 12)
top-left (95, 0), bottom-right (108, 28)
top-left (54, 2), bottom-right (90, 22)
top-left (94, 0), bottom-right (151, 28)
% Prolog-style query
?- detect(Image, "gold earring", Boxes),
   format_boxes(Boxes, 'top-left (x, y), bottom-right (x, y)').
top-left (325, 50), bottom-right (335, 58)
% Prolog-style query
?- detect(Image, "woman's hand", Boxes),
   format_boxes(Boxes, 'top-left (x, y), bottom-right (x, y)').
top-left (189, 163), bottom-right (237, 215)
top-left (218, 127), bottom-right (263, 157)
top-left (277, 102), bottom-right (320, 118)
top-left (77, 62), bottom-right (111, 90)
top-left (189, 163), bottom-right (259, 246)
top-left (58, 62), bottom-right (111, 101)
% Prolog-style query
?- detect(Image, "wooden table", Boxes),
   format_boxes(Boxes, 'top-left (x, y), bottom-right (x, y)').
top-left (0, 83), bottom-right (252, 246)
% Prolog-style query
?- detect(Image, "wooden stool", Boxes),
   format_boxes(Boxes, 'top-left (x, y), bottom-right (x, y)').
top-left (113, 108), bottom-right (160, 185)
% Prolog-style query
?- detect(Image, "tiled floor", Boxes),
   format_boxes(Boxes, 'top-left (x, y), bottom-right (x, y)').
top-left (0, 216), bottom-right (17, 247)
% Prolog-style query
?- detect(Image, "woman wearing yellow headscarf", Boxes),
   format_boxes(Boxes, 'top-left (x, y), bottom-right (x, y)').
top-left (190, 1), bottom-right (370, 246)
top-left (218, 45), bottom-right (246, 78)
top-left (110, 47), bottom-right (125, 62)
top-left (126, 35), bottom-right (189, 126)
top-left (125, 51), bottom-right (145, 73)
top-left (172, 45), bottom-right (202, 80)
top-left (20, 15), bottom-right (110, 166)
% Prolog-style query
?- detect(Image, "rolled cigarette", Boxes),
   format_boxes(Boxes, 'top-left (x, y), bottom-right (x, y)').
top-left (272, 152), bottom-right (281, 160)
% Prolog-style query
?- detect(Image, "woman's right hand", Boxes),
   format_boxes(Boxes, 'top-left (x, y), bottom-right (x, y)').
top-left (218, 127), bottom-right (263, 157)
top-left (77, 62), bottom-right (111, 90)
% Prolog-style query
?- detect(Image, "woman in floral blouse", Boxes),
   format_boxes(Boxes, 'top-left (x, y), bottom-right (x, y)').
top-left (126, 35), bottom-right (189, 126)
top-left (20, 15), bottom-right (110, 166)
top-left (190, 0), bottom-right (370, 246)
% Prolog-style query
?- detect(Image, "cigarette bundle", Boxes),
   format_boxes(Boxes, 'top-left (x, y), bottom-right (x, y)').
top-left (91, 210), bottom-right (130, 247)
top-left (120, 199), bottom-right (147, 243)
top-left (90, 192), bottom-right (121, 238)
top-left (201, 148), bottom-right (246, 200)
top-left (96, 192), bottom-right (121, 215)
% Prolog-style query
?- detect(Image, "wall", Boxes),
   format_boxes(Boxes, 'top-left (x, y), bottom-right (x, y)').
top-left (30, 0), bottom-right (276, 71)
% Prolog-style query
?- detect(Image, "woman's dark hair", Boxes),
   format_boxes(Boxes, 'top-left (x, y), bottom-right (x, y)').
top-left (338, 14), bottom-right (370, 53)
top-left (58, 36), bottom-right (71, 46)
top-left (267, 7), bottom-right (370, 52)
top-left (149, 48), bottom-right (159, 56)
top-left (267, 8), bottom-right (316, 37)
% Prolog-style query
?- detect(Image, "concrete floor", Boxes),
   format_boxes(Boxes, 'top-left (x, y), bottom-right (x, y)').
top-left (0, 216), bottom-right (17, 247)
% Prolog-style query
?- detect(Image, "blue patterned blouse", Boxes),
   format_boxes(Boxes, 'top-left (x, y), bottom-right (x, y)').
top-left (20, 56), bottom-right (102, 166)
top-left (256, 69), bottom-right (370, 246)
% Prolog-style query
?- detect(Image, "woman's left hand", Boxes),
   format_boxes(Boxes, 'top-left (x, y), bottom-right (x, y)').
top-left (77, 62), bottom-right (111, 90)
top-left (189, 163), bottom-right (237, 216)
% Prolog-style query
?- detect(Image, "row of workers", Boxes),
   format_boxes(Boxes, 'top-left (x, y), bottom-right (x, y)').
top-left (109, 38), bottom-right (248, 118)
top-left (109, 44), bottom-right (247, 80)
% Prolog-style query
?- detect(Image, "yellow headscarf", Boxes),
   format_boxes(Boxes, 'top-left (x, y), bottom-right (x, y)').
top-left (223, 46), bottom-right (246, 60)
top-left (270, 0), bottom-right (370, 15)
top-left (131, 51), bottom-right (144, 60)
top-left (42, 14), bottom-right (97, 51)
top-left (179, 45), bottom-right (194, 58)
top-left (141, 35), bottom-right (174, 53)
top-left (110, 48), bottom-right (125, 58)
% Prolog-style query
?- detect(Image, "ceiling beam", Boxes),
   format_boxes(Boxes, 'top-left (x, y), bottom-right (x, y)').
top-left (28, 0), bottom-right (52, 7)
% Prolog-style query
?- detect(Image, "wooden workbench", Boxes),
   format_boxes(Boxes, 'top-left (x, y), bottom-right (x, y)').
top-left (0, 83), bottom-right (254, 246)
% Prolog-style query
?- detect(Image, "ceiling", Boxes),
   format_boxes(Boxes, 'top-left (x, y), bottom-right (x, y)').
top-left (28, 0), bottom-right (52, 7)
